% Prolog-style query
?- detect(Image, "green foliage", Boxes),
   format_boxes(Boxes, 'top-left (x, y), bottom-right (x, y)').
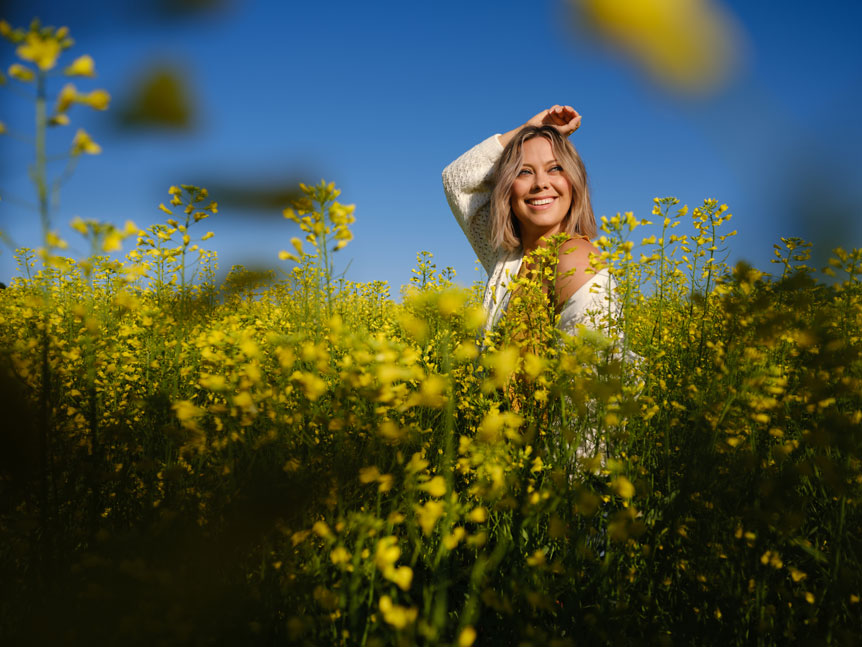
top-left (0, 188), bottom-right (860, 647)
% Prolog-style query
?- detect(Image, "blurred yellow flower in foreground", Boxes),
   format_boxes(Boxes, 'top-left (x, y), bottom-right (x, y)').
top-left (17, 31), bottom-right (61, 70)
top-left (65, 54), bottom-right (95, 77)
top-left (379, 595), bottom-right (417, 630)
top-left (570, 0), bottom-right (745, 94)
top-left (71, 129), bottom-right (101, 155)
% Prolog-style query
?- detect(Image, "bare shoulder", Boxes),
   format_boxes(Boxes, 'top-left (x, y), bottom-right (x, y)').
top-left (557, 236), bottom-right (599, 273)
top-left (555, 236), bottom-right (602, 305)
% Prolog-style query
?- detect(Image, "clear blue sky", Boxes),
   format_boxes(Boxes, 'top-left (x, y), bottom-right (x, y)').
top-left (2, 0), bottom-right (861, 290)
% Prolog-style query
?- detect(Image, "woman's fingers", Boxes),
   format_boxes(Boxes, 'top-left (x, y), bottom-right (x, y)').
top-left (547, 106), bottom-right (582, 135)
top-left (524, 106), bottom-right (582, 135)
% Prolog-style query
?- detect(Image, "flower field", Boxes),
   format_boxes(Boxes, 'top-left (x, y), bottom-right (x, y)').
top-left (2, 187), bottom-right (861, 646)
top-left (1, 19), bottom-right (861, 647)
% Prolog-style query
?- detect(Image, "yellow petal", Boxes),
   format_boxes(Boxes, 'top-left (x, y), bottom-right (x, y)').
top-left (419, 475), bottom-right (447, 498)
top-left (56, 83), bottom-right (78, 113)
top-left (8, 63), bottom-right (35, 82)
top-left (82, 89), bottom-right (110, 110)
top-left (64, 54), bottom-right (95, 77)
top-left (458, 626), bottom-right (477, 647)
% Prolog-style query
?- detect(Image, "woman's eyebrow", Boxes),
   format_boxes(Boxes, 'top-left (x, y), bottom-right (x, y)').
top-left (520, 160), bottom-right (560, 166)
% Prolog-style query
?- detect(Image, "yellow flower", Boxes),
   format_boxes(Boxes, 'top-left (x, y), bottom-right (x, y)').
top-left (458, 626), bottom-right (477, 647)
top-left (437, 289), bottom-right (467, 317)
top-left (468, 507), bottom-right (487, 523)
top-left (102, 230), bottom-right (123, 252)
top-left (611, 475), bottom-right (635, 499)
top-left (8, 63), bottom-right (35, 82)
top-left (311, 521), bottom-right (333, 540)
top-left (573, 0), bottom-right (743, 94)
top-left (71, 129), bottom-right (101, 155)
top-left (419, 475), bottom-right (446, 498)
top-left (233, 390), bottom-right (254, 409)
top-left (526, 549), bottom-right (546, 567)
top-left (378, 596), bottom-right (417, 630)
top-left (17, 32), bottom-right (62, 71)
top-left (172, 400), bottom-right (204, 427)
top-left (199, 374), bottom-right (226, 391)
top-left (408, 373), bottom-right (448, 408)
top-left (482, 346), bottom-right (520, 391)
top-left (442, 527), bottom-right (466, 550)
top-left (415, 500), bottom-right (444, 535)
top-left (359, 465), bottom-right (381, 483)
top-left (377, 473), bottom-right (394, 493)
top-left (70, 216), bottom-right (88, 234)
top-left (64, 54), bottom-right (95, 77)
top-left (329, 546), bottom-right (350, 566)
top-left (81, 89), bottom-right (110, 110)
top-left (387, 565), bottom-right (413, 591)
top-left (374, 536), bottom-right (401, 571)
top-left (45, 230), bottom-right (68, 249)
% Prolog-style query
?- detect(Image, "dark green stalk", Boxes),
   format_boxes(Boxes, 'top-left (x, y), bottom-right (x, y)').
top-left (34, 71), bottom-right (50, 243)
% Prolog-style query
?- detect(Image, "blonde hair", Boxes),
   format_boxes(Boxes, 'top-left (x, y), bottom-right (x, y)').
top-left (490, 126), bottom-right (594, 252)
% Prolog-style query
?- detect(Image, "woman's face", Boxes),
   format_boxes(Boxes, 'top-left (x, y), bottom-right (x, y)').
top-left (510, 136), bottom-right (573, 245)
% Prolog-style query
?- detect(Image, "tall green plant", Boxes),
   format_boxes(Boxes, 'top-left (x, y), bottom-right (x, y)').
top-left (0, 19), bottom-right (109, 250)
top-left (281, 180), bottom-right (356, 320)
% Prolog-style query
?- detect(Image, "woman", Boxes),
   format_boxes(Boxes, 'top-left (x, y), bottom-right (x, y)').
top-left (442, 105), bottom-right (615, 338)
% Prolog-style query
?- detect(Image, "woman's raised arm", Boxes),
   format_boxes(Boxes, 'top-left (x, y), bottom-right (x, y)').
top-left (442, 134), bottom-right (505, 274)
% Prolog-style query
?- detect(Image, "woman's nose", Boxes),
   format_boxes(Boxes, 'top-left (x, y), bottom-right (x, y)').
top-left (531, 171), bottom-right (549, 189)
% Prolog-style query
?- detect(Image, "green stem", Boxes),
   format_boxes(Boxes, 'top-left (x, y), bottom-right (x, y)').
top-left (35, 71), bottom-right (50, 244)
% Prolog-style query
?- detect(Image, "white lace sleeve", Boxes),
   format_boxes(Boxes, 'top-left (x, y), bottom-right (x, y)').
top-left (441, 135), bottom-right (504, 275)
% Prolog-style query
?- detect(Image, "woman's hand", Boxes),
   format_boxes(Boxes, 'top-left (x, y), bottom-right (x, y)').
top-left (526, 105), bottom-right (582, 136)
top-left (499, 105), bottom-right (582, 147)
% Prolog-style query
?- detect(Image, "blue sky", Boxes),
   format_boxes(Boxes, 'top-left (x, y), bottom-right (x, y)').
top-left (2, 0), bottom-right (861, 290)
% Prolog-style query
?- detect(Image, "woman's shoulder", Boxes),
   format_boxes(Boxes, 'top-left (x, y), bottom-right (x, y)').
top-left (554, 236), bottom-right (605, 305)
top-left (557, 235), bottom-right (601, 276)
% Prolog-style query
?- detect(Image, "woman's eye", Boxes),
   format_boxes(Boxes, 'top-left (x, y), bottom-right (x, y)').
top-left (517, 169), bottom-right (532, 176)
top-left (550, 165), bottom-right (563, 172)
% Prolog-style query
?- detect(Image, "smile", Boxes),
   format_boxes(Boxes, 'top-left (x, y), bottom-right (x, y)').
top-left (525, 197), bottom-right (556, 206)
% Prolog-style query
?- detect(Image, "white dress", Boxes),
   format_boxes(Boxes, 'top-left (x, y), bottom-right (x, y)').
top-left (442, 134), bottom-right (616, 335)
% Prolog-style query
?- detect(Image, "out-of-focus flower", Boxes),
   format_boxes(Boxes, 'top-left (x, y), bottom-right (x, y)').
top-left (56, 83), bottom-right (78, 113)
top-left (8, 63), bottom-right (34, 82)
top-left (65, 54), bottom-right (95, 77)
top-left (71, 129), bottom-right (101, 155)
top-left (379, 595), bottom-right (417, 630)
top-left (81, 89), bottom-right (111, 111)
top-left (569, 0), bottom-right (746, 94)
top-left (16, 31), bottom-right (61, 70)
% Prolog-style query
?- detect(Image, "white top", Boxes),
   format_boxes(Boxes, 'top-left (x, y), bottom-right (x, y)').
top-left (442, 134), bottom-right (616, 335)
